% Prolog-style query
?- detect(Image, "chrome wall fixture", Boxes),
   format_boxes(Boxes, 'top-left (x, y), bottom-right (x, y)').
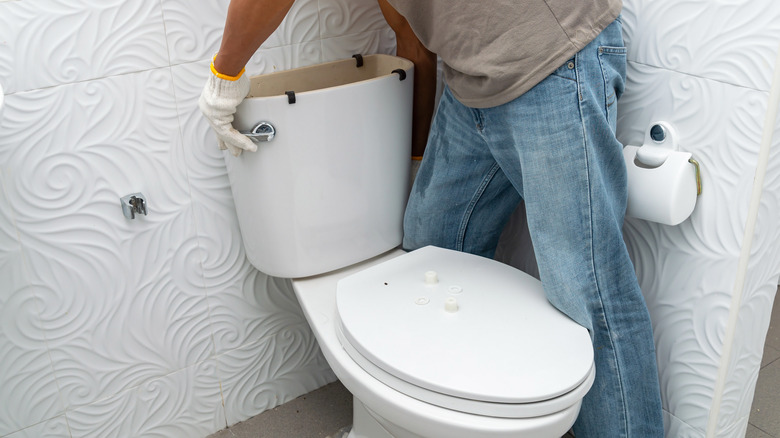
top-left (120, 193), bottom-right (147, 219)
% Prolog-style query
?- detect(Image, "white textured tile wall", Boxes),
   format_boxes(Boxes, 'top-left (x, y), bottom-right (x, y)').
top-left (65, 359), bottom-right (224, 438)
top-left (619, 63), bottom-right (767, 434)
top-left (621, 0), bottom-right (780, 92)
top-left (4, 416), bottom-right (70, 438)
top-left (0, 0), bottom-right (392, 436)
top-left (0, 0), bottom-right (169, 94)
top-left (0, 170), bottom-right (64, 434)
top-left (217, 324), bottom-right (335, 426)
top-left (618, 0), bottom-right (780, 436)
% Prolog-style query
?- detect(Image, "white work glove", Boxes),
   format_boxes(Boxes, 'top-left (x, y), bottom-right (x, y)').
top-left (198, 61), bottom-right (256, 156)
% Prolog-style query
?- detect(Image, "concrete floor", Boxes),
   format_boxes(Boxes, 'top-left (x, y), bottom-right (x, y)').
top-left (210, 288), bottom-right (780, 438)
top-left (748, 287), bottom-right (780, 437)
top-left (207, 381), bottom-right (352, 438)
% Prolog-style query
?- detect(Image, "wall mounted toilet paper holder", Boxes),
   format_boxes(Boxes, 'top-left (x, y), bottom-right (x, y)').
top-left (623, 122), bottom-right (702, 225)
top-left (633, 122), bottom-right (702, 196)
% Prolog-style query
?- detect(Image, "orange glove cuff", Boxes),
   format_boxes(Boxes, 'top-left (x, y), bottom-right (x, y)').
top-left (210, 55), bottom-right (246, 81)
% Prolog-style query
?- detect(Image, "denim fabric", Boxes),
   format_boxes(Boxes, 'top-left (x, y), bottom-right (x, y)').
top-left (403, 19), bottom-right (664, 437)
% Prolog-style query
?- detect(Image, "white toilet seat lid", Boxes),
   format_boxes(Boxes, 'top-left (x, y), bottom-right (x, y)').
top-left (336, 246), bottom-right (594, 411)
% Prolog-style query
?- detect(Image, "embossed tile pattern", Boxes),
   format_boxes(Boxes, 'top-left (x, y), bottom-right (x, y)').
top-left (619, 56), bottom-right (780, 435)
top-left (0, 0), bottom-right (386, 436)
top-left (320, 29), bottom-right (396, 63)
top-left (161, 0), bottom-right (321, 65)
top-left (0, 68), bottom-right (214, 410)
top-left (3, 416), bottom-right (71, 438)
top-left (0, 0), bottom-right (169, 94)
top-left (622, 0), bottom-right (780, 91)
top-left (66, 359), bottom-right (225, 438)
top-left (217, 324), bottom-right (336, 426)
top-left (318, 0), bottom-right (389, 38)
top-left (0, 173), bottom-right (63, 436)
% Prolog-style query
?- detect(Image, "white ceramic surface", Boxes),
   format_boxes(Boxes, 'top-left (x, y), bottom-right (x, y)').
top-left (229, 55), bottom-right (413, 278)
top-left (336, 246), bottom-right (593, 408)
top-left (293, 249), bottom-right (586, 438)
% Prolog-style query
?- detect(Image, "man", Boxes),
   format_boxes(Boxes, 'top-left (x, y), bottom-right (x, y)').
top-left (200, 1), bottom-right (664, 436)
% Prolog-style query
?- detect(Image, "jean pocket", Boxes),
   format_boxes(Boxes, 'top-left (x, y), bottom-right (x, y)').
top-left (597, 46), bottom-right (627, 130)
top-left (551, 57), bottom-right (577, 82)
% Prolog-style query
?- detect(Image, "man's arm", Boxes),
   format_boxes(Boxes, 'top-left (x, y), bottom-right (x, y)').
top-left (199, 0), bottom-right (295, 156)
top-left (213, 0), bottom-right (296, 76)
top-left (377, 0), bottom-right (437, 158)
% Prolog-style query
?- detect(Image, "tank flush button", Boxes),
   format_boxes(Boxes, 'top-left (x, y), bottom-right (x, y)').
top-left (444, 297), bottom-right (459, 313)
top-left (424, 271), bottom-right (438, 285)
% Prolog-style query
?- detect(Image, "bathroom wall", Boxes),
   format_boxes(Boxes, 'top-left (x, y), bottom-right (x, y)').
top-left (0, 0), bottom-right (395, 437)
top-left (618, 1), bottom-right (780, 437)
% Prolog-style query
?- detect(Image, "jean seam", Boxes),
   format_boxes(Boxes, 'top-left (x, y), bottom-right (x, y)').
top-left (575, 52), bottom-right (583, 102)
top-left (598, 48), bottom-right (625, 125)
top-left (577, 61), bottom-right (630, 437)
top-left (598, 52), bottom-right (611, 123)
top-left (599, 46), bottom-right (627, 55)
top-left (455, 162), bottom-right (501, 251)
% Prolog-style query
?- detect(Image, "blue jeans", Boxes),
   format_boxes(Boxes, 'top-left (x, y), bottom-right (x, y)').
top-left (403, 19), bottom-right (663, 437)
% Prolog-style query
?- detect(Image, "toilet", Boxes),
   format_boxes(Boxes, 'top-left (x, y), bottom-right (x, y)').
top-left (227, 54), bottom-right (595, 438)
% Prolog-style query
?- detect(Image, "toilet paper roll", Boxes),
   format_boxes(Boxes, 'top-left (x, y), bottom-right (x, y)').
top-left (623, 145), bottom-right (698, 226)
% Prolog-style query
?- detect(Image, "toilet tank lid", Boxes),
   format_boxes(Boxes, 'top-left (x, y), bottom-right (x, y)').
top-left (336, 246), bottom-right (594, 404)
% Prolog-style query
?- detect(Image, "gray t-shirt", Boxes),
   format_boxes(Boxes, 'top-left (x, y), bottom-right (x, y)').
top-left (386, 0), bottom-right (622, 108)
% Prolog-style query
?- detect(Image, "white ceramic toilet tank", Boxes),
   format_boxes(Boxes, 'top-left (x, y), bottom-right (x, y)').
top-left (228, 55), bottom-right (414, 278)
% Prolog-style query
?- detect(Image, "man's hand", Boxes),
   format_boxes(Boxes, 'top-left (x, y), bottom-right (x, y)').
top-left (199, 0), bottom-right (295, 156)
top-left (198, 63), bottom-right (256, 156)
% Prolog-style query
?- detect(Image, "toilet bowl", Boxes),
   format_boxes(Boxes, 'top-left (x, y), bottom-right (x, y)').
top-left (228, 55), bottom-right (595, 437)
top-left (294, 246), bottom-right (594, 438)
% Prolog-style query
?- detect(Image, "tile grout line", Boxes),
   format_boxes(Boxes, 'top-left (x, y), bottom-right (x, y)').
top-left (157, 0), bottom-right (230, 429)
top-left (750, 422), bottom-right (775, 438)
top-left (626, 59), bottom-right (771, 94)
